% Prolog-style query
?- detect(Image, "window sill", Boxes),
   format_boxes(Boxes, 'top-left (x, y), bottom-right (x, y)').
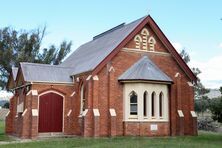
top-left (124, 119), bottom-right (168, 122)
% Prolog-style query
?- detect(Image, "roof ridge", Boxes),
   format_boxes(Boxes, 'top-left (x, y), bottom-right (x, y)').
top-left (20, 62), bottom-right (74, 69)
top-left (92, 16), bottom-right (147, 41)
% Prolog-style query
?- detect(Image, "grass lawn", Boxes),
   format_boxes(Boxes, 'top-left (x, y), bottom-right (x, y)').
top-left (0, 120), bottom-right (221, 148)
top-left (0, 120), bottom-right (10, 141)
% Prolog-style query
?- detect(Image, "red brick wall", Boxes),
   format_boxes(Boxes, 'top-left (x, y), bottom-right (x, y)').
top-left (94, 25), bottom-right (195, 136)
top-left (6, 24), bottom-right (196, 138)
top-left (124, 122), bottom-right (169, 136)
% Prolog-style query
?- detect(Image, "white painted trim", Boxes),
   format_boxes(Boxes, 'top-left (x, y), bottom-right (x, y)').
top-left (38, 90), bottom-right (65, 133)
top-left (175, 72), bottom-right (180, 77)
top-left (32, 90), bottom-right (38, 96)
top-left (5, 111), bottom-right (10, 117)
top-left (123, 119), bottom-right (168, 122)
top-left (17, 102), bottom-right (24, 113)
top-left (26, 90), bottom-right (32, 96)
top-left (190, 111), bottom-right (197, 117)
top-left (32, 109), bottom-right (38, 116)
top-left (70, 91), bottom-right (76, 97)
top-left (187, 81), bottom-right (194, 87)
top-left (80, 84), bottom-right (85, 115)
top-left (123, 83), bottom-right (169, 122)
top-left (86, 75), bottom-right (92, 81)
top-left (120, 80), bottom-right (172, 85)
top-left (109, 108), bottom-right (116, 117)
top-left (93, 109), bottom-right (100, 117)
top-left (22, 108), bottom-right (27, 116)
top-left (93, 75), bottom-right (99, 81)
top-left (109, 66), bottom-right (115, 72)
top-left (82, 109), bottom-right (88, 117)
top-left (67, 109), bottom-right (72, 117)
top-left (122, 48), bottom-right (170, 56)
top-left (177, 110), bottom-right (184, 117)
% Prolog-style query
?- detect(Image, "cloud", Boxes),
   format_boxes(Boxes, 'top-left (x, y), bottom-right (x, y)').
top-left (172, 42), bottom-right (183, 52)
top-left (0, 91), bottom-right (13, 100)
top-left (189, 54), bottom-right (222, 89)
top-left (219, 43), bottom-right (222, 48)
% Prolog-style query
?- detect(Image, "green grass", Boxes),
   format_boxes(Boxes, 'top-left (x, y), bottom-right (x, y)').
top-left (0, 120), bottom-right (221, 148)
top-left (0, 120), bottom-right (10, 141)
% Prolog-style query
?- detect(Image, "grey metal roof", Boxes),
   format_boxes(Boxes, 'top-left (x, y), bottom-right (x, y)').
top-left (118, 56), bottom-right (173, 83)
top-left (12, 67), bottom-right (18, 81)
top-left (20, 63), bottom-right (73, 83)
top-left (60, 16), bottom-right (146, 75)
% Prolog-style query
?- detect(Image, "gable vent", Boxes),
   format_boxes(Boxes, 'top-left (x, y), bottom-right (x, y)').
top-left (93, 23), bottom-right (125, 40)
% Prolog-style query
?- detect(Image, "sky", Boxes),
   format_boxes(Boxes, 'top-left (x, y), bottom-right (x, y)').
top-left (0, 0), bottom-right (222, 99)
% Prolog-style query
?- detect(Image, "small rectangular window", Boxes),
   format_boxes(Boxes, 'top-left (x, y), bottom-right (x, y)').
top-left (130, 104), bottom-right (137, 115)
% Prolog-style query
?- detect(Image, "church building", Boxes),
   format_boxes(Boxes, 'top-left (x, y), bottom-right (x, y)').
top-left (6, 15), bottom-right (197, 138)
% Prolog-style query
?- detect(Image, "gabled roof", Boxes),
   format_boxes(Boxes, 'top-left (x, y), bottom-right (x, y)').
top-left (118, 56), bottom-right (173, 83)
top-left (12, 67), bottom-right (18, 81)
top-left (10, 15), bottom-right (197, 85)
top-left (61, 15), bottom-right (197, 82)
top-left (6, 67), bottom-right (18, 90)
top-left (60, 16), bottom-right (146, 75)
top-left (19, 63), bottom-right (73, 83)
top-left (91, 16), bottom-right (197, 82)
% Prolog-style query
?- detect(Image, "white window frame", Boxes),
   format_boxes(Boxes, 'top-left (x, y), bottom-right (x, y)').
top-left (123, 83), bottom-right (169, 122)
top-left (129, 91), bottom-right (138, 118)
top-left (80, 84), bottom-right (85, 115)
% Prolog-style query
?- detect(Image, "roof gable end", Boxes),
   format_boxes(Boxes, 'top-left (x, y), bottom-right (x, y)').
top-left (92, 15), bottom-right (197, 82)
top-left (118, 56), bottom-right (173, 83)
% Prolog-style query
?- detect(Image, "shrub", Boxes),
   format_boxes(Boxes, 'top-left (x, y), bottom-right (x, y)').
top-left (209, 96), bottom-right (222, 123)
top-left (197, 117), bottom-right (219, 132)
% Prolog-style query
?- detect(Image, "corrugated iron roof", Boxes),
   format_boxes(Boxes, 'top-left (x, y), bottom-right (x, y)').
top-left (118, 56), bottom-right (173, 83)
top-left (20, 63), bottom-right (73, 83)
top-left (60, 16), bottom-right (146, 75)
top-left (12, 67), bottom-right (18, 81)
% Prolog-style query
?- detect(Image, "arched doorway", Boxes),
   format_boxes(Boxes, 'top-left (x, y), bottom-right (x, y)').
top-left (38, 91), bottom-right (63, 133)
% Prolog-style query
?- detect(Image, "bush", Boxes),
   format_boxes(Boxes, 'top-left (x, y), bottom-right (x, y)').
top-left (209, 96), bottom-right (222, 123)
top-left (197, 117), bottom-right (219, 132)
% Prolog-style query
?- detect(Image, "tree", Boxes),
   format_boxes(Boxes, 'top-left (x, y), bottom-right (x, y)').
top-left (179, 49), bottom-right (209, 99)
top-left (179, 49), bottom-right (190, 63)
top-left (3, 102), bottom-right (9, 109)
top-left (209, 96), bottom-right (222, 122)
top-left (219, 86), bottom-right (222, 95)
top-left (0, 26), bottom-right (72, 89)
top-left (194, 96), bottom-right (210, 116)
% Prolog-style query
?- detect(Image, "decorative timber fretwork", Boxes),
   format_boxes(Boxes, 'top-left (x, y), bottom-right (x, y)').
top-left (133, 28), bottom-right (156, 51)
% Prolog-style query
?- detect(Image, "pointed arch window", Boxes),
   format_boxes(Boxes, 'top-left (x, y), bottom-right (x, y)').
top-left (80, 84), bottom-right (86, 114)
top-left (130, 91), bottom-right (138, 115)
top-left (143, 91), bottom-right (148, 117)
top-left (134, 35), bottom-right (142, 49)
top-left (148, 37), bottom-right (156, 51)
top-left (159, 92), bottom-right (164, 117)
top-left (141, 28), bottom-right (149, 50)
top-left (151, 92), bottom-right (156, 117)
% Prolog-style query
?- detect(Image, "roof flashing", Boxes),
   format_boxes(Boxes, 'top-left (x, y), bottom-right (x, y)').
top-left (93, 23), bottom-right (125, 40)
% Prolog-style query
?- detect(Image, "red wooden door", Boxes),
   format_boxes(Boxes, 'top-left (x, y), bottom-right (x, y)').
top-left (39, 92), bottom-right (63, 132)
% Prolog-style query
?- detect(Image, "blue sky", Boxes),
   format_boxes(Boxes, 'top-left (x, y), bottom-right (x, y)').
top-left (0, 0), bottom-right (222, 90)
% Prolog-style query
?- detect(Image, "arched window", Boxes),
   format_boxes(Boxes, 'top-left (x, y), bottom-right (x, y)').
top-left (80, 84), bottom-right (86, 114)
top-left (141, 28), bottom-right (149, 50)
top-left (143, 91), bottom-right (148, 117)
top-left (134, 35), bottom-right (142, 49)
top-left (148, 37), bottom-right (156, 51)
top-left (159, 92), bottom-right (164, 117)
top-left (151, 92), bottom-right (156, 117)
top-left (129, 91), bottom-right (138, 115)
